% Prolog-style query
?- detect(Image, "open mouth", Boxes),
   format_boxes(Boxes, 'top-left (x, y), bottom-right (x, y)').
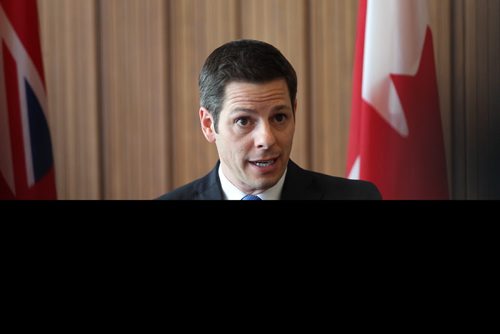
top-left (250, 159), bottom-right (276, 167)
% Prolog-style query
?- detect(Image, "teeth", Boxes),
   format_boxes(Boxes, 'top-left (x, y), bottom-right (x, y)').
top-left (254, 160), bottom-right (274, 167)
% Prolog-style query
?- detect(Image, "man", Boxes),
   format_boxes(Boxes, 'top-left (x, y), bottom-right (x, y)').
top-left (159, 39), bottom-right (381, 200)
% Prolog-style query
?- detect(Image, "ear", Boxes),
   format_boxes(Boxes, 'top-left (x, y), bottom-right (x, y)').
top-left (293, 99), bottom-right (298, 115)
top-left (200, 107), bottom-right (216, 143)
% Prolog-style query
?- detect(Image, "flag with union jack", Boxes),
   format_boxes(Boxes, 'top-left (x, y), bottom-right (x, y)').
top-left (0, 0), bottom-right (57, 199)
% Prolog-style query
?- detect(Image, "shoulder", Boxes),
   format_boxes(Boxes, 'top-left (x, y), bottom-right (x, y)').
top-left (310, 171), bottom-right (382, 200)
top-left (157, 179), bottom-right (203, 200)
top-left (284, 161), bottom-right (382, 200)
top-left (156, 163), bottom-right (223, 200)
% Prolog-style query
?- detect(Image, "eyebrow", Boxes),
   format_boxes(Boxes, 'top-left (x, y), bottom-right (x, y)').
top-left (230, 105), bottom-right (291, 114)
top-left (231, 108), bottom-right (257, 114)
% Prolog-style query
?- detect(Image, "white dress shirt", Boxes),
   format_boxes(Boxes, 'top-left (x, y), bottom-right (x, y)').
top-left (218, 166), bottom-right (287, 200)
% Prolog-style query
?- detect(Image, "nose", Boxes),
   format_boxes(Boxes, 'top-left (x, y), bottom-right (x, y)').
top-left (254, 121), bottom-right (276, 149)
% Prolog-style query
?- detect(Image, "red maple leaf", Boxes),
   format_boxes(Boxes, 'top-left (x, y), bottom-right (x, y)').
top-left (361, 28), bottom-right (449, 199)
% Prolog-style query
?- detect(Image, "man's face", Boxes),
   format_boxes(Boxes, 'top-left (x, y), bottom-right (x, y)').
top-left (200, 79), bottom-right (296, 195)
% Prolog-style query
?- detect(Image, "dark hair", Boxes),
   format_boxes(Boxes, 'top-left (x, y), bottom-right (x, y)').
top-left (199, 39), bottom-right (297, 132)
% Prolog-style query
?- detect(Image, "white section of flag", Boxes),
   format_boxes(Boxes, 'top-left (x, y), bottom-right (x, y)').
top-left (0, 5), bottom-right (48, 188)
top-left (363, 0), bottom-right (429, 137)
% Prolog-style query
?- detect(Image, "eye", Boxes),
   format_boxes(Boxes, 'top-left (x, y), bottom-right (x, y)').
top-left (235, 117), bottom-right (251, 127)
top-left (274, 113), bottom-right (288, 123)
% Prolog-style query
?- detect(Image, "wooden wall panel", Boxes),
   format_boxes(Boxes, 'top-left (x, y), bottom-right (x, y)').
top-left (451, 0), bottom-right (467, 199)
top-left (451, 0), bottom-right (500, 199)
top-left (240, 0), bottom-right (310, 169)
top-left (487, 0), bottom-right (500, 199)
top-left (475, 0), bottom-right (490, 199)
top-left (169, 0), bottom-right (238, 189)
top-left (99, 0), bottom-right (169, 199)
top-left (458, 0), bottom-right (498, 199)
top-left (309, 0), bottom-right (358, 177)
top-left (464, 0), bottom-right (479, 199)
top-left (36, 0), bottom-right (500, 199)
top-left (38, 0), bottom-right (100, 199)
top-left (428, 0), bottom-right (452, 193)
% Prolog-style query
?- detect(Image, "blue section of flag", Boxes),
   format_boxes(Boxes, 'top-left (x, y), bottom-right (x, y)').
top-left (25, 79), bottom-right (54, 182)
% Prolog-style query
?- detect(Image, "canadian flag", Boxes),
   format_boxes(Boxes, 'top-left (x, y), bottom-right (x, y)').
top-left (0, 0), bottom-right (57, 199)
top-left (347, 0), bottom-right (449, 200)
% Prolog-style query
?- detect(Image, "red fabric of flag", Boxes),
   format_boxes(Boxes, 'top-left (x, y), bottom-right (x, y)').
top-left (0, 0), bottom-right (57, 199)
top-left (347, 0), bottom-right (449, 200)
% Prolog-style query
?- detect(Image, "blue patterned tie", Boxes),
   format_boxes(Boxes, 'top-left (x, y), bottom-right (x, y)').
top-left (241, 194), bottom-right (262, 200)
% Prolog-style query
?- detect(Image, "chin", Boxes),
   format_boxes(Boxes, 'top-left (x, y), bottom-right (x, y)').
top-left (253, 176), bottom-right (279, 190)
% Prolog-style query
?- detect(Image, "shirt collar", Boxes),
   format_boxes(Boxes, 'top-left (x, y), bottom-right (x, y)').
top-left (218, 165), bottom-right (287, 200)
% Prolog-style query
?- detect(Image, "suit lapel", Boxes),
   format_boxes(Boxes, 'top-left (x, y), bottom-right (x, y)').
top-left (197, 160), bottom-right (323, 200)
top-left (196, 162), bottom-right (224, 200)
top-left (281, 160), bottom-right (323, 200)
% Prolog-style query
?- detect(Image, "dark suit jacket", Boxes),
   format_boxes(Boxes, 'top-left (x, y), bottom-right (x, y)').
top-left (158, 160), bottom-right (382, 200)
